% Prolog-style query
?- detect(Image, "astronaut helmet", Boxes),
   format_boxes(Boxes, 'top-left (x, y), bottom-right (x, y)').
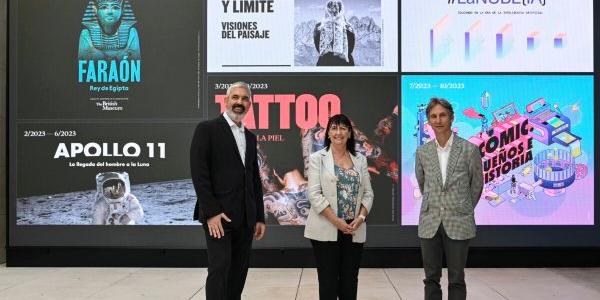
top-left (95, 171), bottom-right (131, 204)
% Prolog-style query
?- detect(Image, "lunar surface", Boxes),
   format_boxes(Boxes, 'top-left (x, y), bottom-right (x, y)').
top-left (17, 179), bottom-right (200, 225)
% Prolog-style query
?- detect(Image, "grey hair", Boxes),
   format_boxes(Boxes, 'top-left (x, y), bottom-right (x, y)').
top-left (226, 81), bottom-right (252, 99)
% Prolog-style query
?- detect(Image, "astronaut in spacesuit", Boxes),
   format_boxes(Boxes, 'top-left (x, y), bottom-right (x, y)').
top-left (92, 172), bottom-right (144, 225)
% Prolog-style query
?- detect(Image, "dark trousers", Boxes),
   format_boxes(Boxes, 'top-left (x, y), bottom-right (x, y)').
top-left (420, 224), bottom-right (470, 300)
top-left (310, 224), bottom-right (364, 300)
top-left (204, 225), bottom-right (253, 300)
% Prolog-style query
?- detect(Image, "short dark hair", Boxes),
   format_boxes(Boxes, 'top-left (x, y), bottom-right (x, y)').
top-left (324, 114), bottom-right (356, 156)
top-left (426, 97), bottom-right (454, 119)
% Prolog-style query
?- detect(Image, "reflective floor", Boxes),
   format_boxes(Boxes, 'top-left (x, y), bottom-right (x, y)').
top-left (0, 265), bottom-right (599, 299)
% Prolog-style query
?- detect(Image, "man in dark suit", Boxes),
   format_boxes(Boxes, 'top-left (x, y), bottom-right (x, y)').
top-left (415, 98), bottom-right (484, 300)
top-left (190, 81), bottom-right (266, 300)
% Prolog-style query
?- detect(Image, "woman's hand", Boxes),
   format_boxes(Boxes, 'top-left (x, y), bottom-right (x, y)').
top-left (349, 206), bottom-right (369, 231)
top-left (333, 218), bottom-right (354, 235)
top-left (319, 207), bottom-right (353, 234)
top-left (349, 217), bottom-right (364, 231)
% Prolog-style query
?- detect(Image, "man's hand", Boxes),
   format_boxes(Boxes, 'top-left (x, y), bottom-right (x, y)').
top-left (207, 213), bottom-right (231, 239)
top-left (254, 222), bottom-right (266, 240)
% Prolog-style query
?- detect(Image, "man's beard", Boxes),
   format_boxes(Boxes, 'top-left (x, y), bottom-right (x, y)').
top-left (226, 108), bottom-right (246, 123)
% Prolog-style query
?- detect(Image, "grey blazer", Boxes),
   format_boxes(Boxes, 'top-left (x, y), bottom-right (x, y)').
top-left (415, 134), bottom-right (484, 240)
top-left (304, 148), bottom-right (374, 243)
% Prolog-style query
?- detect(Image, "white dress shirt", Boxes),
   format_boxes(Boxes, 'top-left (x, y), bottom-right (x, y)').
top-left (435, 133), bottom-right (454, 186)
top-left (223, 112), bottom-right (246, 166)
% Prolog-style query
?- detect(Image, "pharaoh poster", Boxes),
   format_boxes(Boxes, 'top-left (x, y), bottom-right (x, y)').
top-left (15, 0), bottom-right (202, 119)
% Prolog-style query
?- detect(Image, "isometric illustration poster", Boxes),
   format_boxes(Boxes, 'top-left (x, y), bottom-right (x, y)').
top-left (401, 75), bottom-right (594, 225)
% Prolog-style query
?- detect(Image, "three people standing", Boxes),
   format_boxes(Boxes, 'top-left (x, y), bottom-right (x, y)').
top-left (192, 83), bottom-right (482, 300)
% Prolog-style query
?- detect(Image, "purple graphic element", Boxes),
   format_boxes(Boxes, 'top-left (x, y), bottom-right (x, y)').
top-left (496, 24), bottom-right (512, 58)
top-left (496, 33), bottom-right (503, 57)
top-left (464, 20), bottom-right (481, 61)
top-left (430, 29), bottom-right (434, 65)
top-left (527, 37), bottom-right (534, 50)
top-left (465, 32), bottom-right (470, 60)
top-left (554, 33), bottom-right (566, 48)
top-left (554, 37), bottom-right (563, 48)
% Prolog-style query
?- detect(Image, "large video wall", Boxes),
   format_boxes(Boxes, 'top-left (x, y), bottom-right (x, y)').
top-left (8, 0), bottom-right (599, 248)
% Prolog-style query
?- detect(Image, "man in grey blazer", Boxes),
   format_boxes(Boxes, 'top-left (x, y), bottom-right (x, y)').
top-left (415, 98), bottom-right (484, 300)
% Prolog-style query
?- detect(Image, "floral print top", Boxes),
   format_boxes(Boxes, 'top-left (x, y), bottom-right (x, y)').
top-left (335, 164), bottom-right (360, 220)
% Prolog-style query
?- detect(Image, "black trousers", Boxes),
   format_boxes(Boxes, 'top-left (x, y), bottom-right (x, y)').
top-left (310, 223), bottom-right (364, 300)
top-left (204, 225), bottom-right (253, 300)
top-left (420, 224), bottom-right (470, 300)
